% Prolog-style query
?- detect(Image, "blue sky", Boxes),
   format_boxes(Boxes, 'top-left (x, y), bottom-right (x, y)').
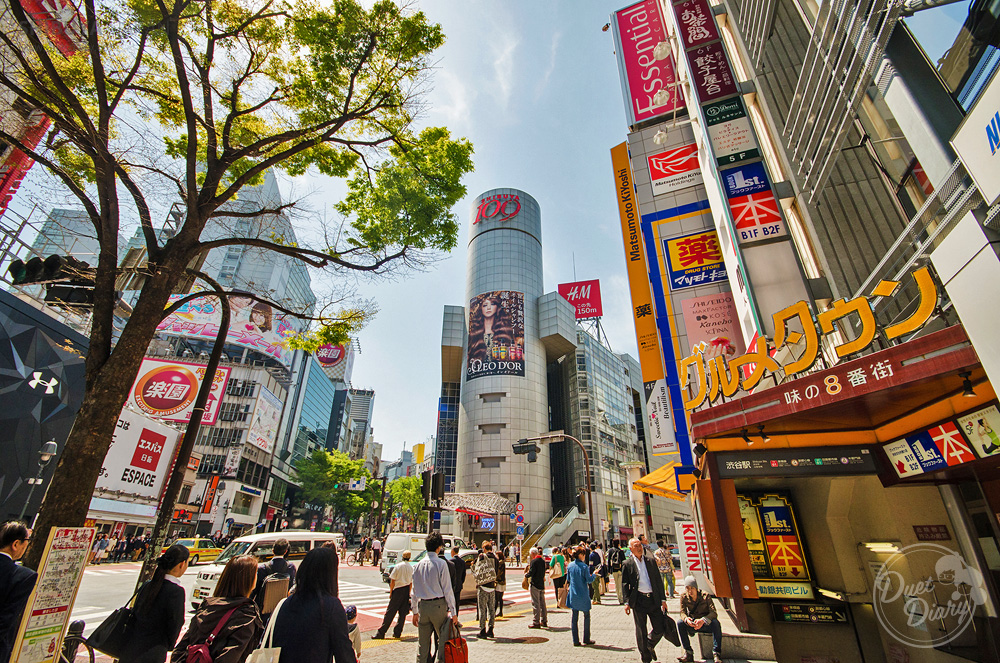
top-left (327, 0), bottom-right (641, 460)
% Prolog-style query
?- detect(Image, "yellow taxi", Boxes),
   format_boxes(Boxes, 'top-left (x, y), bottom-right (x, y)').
top-left (175, 537), bottom-right (224, 565)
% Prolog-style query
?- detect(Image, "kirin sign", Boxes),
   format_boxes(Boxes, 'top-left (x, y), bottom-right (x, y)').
top-left (558, 280), bottom-right (603, 319)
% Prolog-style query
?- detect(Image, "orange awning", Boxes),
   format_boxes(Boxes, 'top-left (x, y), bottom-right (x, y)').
top-left (633, 461), bottom-right (688, 501)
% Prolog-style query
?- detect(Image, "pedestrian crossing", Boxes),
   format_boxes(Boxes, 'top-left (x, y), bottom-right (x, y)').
top-left (339, 581), bottom-right (557, 619)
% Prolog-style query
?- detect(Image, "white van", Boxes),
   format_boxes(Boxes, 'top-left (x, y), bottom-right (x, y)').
top-left (191, 530), bottom-right (343, 609)
top-left (380, 532), bottom-right (468, 582)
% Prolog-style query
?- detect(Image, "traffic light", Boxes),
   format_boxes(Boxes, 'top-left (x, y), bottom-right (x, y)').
top-left (431, 472), bottom-right (445, 501)
top-left (577, 491), bottom-right (587, 514)
top-left (421, 469), bottom-right (432, 505)
top-left (8, 254), bottom-right (94, 285)
top-left (512, 438), bottom-right (541, 463)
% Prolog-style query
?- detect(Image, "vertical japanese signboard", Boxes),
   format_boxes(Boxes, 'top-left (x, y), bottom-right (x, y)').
top-left (12, 527), bottom-right (95, 663)
top-left (703, 98), bottom-right (760, 167)
top-left (737, 494), bottom-right (813, 599)
top-left (612, 142), bottom-right (678, 455)
top-left (97, 409), bottom-right (181, 500)
top-left (722, 162), bottom-right (788, 243)
top-left (612, 0), bottom-right (685, 126)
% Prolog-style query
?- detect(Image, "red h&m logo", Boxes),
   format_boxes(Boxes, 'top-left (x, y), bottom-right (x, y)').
top-left (474, 194), bottom-right (520, 224)
top-left (558, 279), bottom-right (603, 319)
top-left (131, 429), bottom-right (167, 471)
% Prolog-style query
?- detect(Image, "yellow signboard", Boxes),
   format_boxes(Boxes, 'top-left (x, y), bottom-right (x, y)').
top-left (413, 443), bottom-right (425, 465)
top-left (612, 142), bottom-right (663, 384)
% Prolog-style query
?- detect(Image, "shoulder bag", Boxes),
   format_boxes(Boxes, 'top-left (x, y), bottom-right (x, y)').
top-left (247, 597), bottom-right (286, 663)
top-left (186, 604), bottom-right (241, 663)
top-left (89, 587), bottom-right (140, 657)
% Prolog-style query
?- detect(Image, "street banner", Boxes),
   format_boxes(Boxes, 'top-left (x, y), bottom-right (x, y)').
top-left (130, 358), bottom-right (230, 426)
top-left (466, 290), bottom-right (525, 380)
top-left (97, 409), bottom-right (181, 500)
top-left (11, 527), bottom-right (95, 663)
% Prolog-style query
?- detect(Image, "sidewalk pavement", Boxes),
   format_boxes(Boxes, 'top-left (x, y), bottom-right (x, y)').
top-left (78, 592), bottom-right (761, 663)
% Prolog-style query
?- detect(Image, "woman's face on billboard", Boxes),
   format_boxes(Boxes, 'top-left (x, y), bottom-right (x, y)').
top-left (481, 298), bottom-right (497, 319)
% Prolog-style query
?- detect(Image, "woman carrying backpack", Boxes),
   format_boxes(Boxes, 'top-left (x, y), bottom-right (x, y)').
top-left (473, 542), bottom-right (500, 639)
top-left (171, 555), bottom-right (263, 663)
top-left (494, 547), bottom-right (507, 618)
top-left (118, 544), bottom-right (189, 663)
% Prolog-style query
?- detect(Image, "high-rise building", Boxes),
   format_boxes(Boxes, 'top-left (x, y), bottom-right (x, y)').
top-left (347, 387), bottom-right (375, 461)
top-left (29, 208), bottom-right (101, 264)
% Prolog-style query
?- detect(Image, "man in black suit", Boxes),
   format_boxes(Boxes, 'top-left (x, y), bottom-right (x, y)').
top-left (0, 522), bottom-right (38, 663)
top-left (621, 537), bottom-right (667, 663)
top-left (449, 546), bottom-right (467, 615)
top-left (252, 538), bottom-right (296, 614)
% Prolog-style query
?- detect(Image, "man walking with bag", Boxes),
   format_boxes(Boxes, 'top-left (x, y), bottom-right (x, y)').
top-left (473, 542), bottom-right (499, 639)
top-left (410, 533), bottom-right (459, 663)
top-left (607, 540), bottom-right (626, 605)
top-left (253, 538), bottom-right (296, 616)
top-left (621, 538), bottom-right (667, 663)
top-left (373, 550), bottom-right (413, 639)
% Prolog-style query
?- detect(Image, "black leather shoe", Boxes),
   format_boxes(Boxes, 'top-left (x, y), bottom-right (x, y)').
top-left (584, 640), bottom-right (596, 645)
top-left (486, 628), bottom-right (494, 638)
top-left (478, 629), bottom-right (487, 639)
top-left (371, 634), bottom-right (384, 640)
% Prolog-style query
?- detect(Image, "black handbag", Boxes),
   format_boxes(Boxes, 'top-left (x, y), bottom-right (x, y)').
top-left (89, 589), bottom-right (139, 656)
top-left (660, 607), bottom-right (680, 647)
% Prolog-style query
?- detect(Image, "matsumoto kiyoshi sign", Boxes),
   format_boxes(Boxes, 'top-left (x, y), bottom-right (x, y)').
top-left (647, 143), bottom-right (701, 196)
top-left (97, 409), bottom-right (180, 499)
top-left (466, 290), bottom-right (525, 381)
top-left (663, 229), bottom-right (728, 290)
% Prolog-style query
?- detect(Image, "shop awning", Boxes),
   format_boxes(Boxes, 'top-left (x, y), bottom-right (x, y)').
top-left (632, 461), bottom-right (687, 501)
top-left (440, 492), bottom-right (516, 516)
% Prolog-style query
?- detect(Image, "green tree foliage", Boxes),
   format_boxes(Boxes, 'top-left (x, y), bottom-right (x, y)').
top-left (388, 475), bottom-right (425, 532)
top-left (294, 449), bottom-right (373, 525)
top-left (1, 0), bottom-right (474, 569)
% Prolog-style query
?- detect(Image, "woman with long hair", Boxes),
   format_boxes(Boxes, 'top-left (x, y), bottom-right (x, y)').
top-left (171, 555), bottom-right (263, 663)
top-left (272, 546), bottom-right (355, 663)
top-left (467, 294), bottom-right (514, 363)
top-left (119, 544), bottom-right (189, 663)
top-left (248, 303), bottom-right (273, 333)
top-left (566, 546), bottom-right (596, 647)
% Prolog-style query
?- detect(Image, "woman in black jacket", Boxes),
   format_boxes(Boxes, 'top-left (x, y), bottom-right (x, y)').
top-left (172, 554), bottom-right (263, 663)
top-left (272, 547), bottom-right (355, 663)
top-left (119, 544), bottom-right (189, 663)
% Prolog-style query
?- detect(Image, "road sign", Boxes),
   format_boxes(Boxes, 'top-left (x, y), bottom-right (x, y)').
top-left (516, 514), bottom-right (524, 524)
top-left (516, 503), bottom-right (524, 512)
top-left (517, 534), bottom-right (524, 540)
top-left (509, 513), bottom-right (516, 523)
top-left (349, 477), bottom-right (367, 491)
top-left (516, 525), bottom-right (525, 536)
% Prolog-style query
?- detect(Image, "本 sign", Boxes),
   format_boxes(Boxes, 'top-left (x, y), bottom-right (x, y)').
top-left (723, 162), bottom-right (787, 244)
top-left (885, 404), bottom-right (1000, 478)
top-left (12, 527), bottom-right (95, 663)
top-left (738, 495), bottom-right (813, 599)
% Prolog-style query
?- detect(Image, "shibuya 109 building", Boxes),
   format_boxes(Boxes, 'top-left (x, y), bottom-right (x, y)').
top-left (437, 188), bottom-right (688, 543)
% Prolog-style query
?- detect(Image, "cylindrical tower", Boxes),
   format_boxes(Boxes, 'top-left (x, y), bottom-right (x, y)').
top-left (457, 188), bottom-right (552, 529)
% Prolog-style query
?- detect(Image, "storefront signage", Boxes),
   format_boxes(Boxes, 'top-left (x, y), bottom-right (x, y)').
top-left (950, 69), bottom-right (1000, 206)
top-left (613, 143), bottom-right (681, 457)
top-left (202, 475), bottom-right (220, 513)
top-left (719, 447), bottom-right (877, 478)
top-left (681, 292), bottom-right (745, 358)
top-left (647, 143), bottom-right (701, 196)
top-left (704, 98), bottom-right (760, 167)
top-left (315, 344), bottom-right (347, 367)
top-left (738, 494), bottom-right (814, 600)
top-left (558, 279), bottom-right (604, 319)
top-left (687, 42), bottom-right (738, 102)
top-left (473, 192), bottom-right (520, 225)
top-left (771, 603), bottom-right (848, 624)
top-left (885, 403), bottom-right (1000, 478)
top-left (239, 484), bottom-right (262, 496)
top-left (612, 0), bottom-right (685, 126)
top-left (663, 229), bottom-right (728, 291)
top-left (672, 0), bottom-right (720, 50)
top-left (131, 358), bottom-right (230, 425)
top-left (912, 525), bottom-right (951, 541)
top-left (723, 162), bottom-right (787, 244)
top-left (465, 290), bottom-right (525, 380)
top-left (11, 527), bottom-right (94, 663)
top-left (681, 266), bottom-right (939, 410)
top-left (677, 520), bottom-right (710, 588)
top-left (97, 409), bottom-right (181, 500)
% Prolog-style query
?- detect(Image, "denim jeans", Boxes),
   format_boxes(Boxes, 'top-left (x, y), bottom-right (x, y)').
top-left (677, 617), bottom-right (722, 653)
top-left (571, 609), bottom-right (591, 645)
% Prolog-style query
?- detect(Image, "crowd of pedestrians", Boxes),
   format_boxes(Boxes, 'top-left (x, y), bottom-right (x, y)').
top-left (0, 519), bottom-right (729, 663)
top-left (88, 532), bottom-right (154, 564)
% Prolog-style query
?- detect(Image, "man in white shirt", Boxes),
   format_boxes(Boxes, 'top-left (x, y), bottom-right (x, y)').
top-left (371, 537), bottom-right (383, 566)
top-left (373, 550), bottom-right (414, 639)
top-left (410, 532), bottom-right (459, 663)
top-left (622, 537), bottom-right (668, 663)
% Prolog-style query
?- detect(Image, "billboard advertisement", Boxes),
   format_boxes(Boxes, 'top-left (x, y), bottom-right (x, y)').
top-left (663, 229), bottom-right (728, 291)
top-left (612, 0), bottom-right (685, 126)
top-left (156, 294), bottom-right (299, 368)
top-left (723, 162), bottom-right (788, 244)
top-left (680, 292), bottom-right (746, 357)
top-left (687, 41), bottom-right (738, 103)
top-left (558, 279), bottom-right (603, 319)
top-left (131, 358), bottom-right (230, 426)
top-left (647, 144), bottom-right (701, 196)
top-left (704, 98), bottom-right (761, 167)
top-left (466, 291), bottom-right (525, 380)
top-left (97, 409), bottom-right (181, 500)
top-left (315, 344), bottom-right (347, 368)
top-left (247, 386), bottom-right (282, 454)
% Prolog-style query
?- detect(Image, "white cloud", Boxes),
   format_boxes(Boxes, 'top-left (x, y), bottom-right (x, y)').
top-left (428, 70), bottom-right (475, 130)
top-left (534, 31), bottom-right (562, 101)
top-left (491, 34), bottom-right (519, 111)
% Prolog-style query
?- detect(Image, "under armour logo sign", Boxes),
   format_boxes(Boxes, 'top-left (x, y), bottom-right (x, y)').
top-left (29, 372), bottom-right (59, 394)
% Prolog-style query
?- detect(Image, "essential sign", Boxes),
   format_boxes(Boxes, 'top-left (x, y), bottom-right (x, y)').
top-left (558, 279), bottom-right (604, 319)
top-left (647, 144), bottom-right (701, 196)
top-left (97, 409), bottom-right (180, 500)
top-left (612, 0), bottom-right (684, 125)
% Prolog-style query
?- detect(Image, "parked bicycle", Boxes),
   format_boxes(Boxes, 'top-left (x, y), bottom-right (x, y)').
top-left (60, 620), bottom-right (95, 663)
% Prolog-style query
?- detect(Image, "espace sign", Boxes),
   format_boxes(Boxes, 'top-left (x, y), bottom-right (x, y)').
top-left (558, 279), bottom-right (603, 319)
top-left (474, 192), bottom-right (521, 224)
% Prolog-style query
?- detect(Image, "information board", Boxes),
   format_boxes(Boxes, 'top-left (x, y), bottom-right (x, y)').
top-left (12, 526), bottom-right (95, 663)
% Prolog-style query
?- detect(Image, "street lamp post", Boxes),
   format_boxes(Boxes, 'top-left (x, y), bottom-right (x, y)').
top-left (514, 433), bottom-right (596, 541)
top-left (18, 440), bottom-right (58, 523)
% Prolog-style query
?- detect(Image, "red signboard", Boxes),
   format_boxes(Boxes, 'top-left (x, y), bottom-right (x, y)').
top-left (558, 280), bottom-right (603, 319)
top-left (673, 0), bottom-right (721, 50)
top-left (688, 41), bottom-right (738, 102)
top-left (647, 143), bottom-right (701, 195)
top-left (614, 0), bottom-right (685, 124)
top-left (315, 344), bottom-right (347, 367)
